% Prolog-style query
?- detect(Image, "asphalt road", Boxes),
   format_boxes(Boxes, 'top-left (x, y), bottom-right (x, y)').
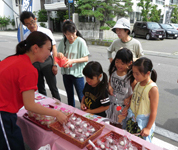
top-left (0, 32), bottom-right (178, 147)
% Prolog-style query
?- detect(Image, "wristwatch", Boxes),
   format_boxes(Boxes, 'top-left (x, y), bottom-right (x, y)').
top-left (53, 64), bottom-right (57, 67)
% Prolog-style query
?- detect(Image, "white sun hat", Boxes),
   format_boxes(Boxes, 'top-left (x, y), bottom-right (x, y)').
top-left (112, 18), bottom-right (130, 33)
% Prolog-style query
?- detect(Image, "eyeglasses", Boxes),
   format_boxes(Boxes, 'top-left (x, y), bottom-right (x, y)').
top-left (25, 20), bottom-right (36, 27)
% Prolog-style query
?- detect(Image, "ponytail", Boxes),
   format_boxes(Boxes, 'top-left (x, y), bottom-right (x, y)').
top-left (16, 40), bottom-right (28, 55)
top-left (151, 69), bottom-right (157, 82)
top-left (109, 59), bottom-right (116, 77)
top-left (97, 72), bottom-right (108, 99)
top-left (133, 57), bottom-right (157, 83)
top-left (15, 31), bottom-right (52, 56)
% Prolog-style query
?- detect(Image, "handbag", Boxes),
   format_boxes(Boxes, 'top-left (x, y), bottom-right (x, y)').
top-left (126, 118), bottom-right (143, 139)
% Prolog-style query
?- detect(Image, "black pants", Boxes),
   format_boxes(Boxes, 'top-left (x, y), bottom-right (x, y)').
top-left (0, 112), bottom-right (25, 150)
top-left (33, 56), bottom-right (61, 100)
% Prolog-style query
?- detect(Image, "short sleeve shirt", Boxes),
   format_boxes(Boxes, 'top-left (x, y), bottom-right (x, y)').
top-left (110, 71), bottom-right (132, 104)
top-left (57, 37), bottom-right (90, 77)
top-left (83, 83), bottom-right (110, 117)
top-left (24, 26), bottom-right (56, 45)
top-left (0, 54), bottom-right (38, 113)
top-left (107, 38), bottom-right (144, 59)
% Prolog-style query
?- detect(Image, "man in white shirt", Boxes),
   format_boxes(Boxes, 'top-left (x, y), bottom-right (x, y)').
top-left (20, 11), bottom-right (61, 100)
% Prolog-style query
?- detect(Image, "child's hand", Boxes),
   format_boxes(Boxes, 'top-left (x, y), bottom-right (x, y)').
top-left (122, 107), bottom-right (128, 116)
top-left (63, 59), bottom-right (73, 68)
top-left (57, 53), bottom-right (64, 59)
top-left (85, 109), bottom-right (92, 113)
top-left (140, 127), bottom-right (150, 137)
top-left (81, 103), bottom-right (87, 111)
top-left (108, 85), bottom-right (114, 95)
top-left (124, 98), bottom-right (130, 106)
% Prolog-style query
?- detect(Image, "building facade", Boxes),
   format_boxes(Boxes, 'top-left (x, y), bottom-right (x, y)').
top-left (1, 0), bottom-right (178, 30)
top-left (130, 0), bottom-right (178, 24)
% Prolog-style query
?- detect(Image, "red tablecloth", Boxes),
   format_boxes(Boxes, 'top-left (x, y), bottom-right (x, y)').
top-left (17, 96), bottom-right (165, 150)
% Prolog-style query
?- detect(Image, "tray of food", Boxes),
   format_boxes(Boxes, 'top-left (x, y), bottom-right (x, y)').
top-left (23, 113), bottom-right (53, 131)
top-left (23, 104), bottom-right (72, 131)
top-left (23, 104), bottom-right (55, 131)
top-left (50, 113), bottom-right (105, 149)
top-left (86, 130), bottom-right (148, 150)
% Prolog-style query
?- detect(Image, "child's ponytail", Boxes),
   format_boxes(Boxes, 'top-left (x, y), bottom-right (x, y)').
top-left (98, 72), bottom-right (108, 98)
top-left (133, 57), bottom-right (157, 82)
top-left (109, 59), bottom-right (116, 77)
top-left (151, 69), bottom-right (157, 82)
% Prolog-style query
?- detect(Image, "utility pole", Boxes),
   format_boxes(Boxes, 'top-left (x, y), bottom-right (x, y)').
top-left (18, 0), bottom-right (24, 41)
top-left (68, 0), bottom-right (73, 20)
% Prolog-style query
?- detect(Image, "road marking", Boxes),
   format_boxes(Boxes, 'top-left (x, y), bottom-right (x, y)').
top-left (45, 84), bottom-right (79, 101)
top-left (45, 83), bottom-right (178, 148)
top-left (144, 50), bottom-right (178, 58)
top-left (152, 137), bottom-right (178, 150)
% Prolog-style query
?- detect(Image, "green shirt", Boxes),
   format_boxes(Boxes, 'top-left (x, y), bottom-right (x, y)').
top-left (57, 37), bottom-right (89, 77)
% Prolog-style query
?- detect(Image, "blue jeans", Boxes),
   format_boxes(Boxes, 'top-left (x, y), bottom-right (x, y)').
top-left (63, 74), bottom-right (84, 107)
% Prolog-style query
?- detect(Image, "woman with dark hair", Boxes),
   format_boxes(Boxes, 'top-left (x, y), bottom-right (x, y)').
top-left (0, 31), bottom-right (67, 150)
top-left (57, 20), bottom-right (90, 107)
top-left (81, 61), bottom-right (110, 117)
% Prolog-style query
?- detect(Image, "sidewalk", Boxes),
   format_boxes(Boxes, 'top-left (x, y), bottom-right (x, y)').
top-left (1, 30), bottom-right (178, 150)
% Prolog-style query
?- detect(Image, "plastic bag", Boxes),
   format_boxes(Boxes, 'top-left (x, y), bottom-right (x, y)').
top-left (38, 144), bottom-right (51, 150)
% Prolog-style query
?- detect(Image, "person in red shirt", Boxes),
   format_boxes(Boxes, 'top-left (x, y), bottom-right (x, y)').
top-left (0, 31), bottom-right (67, 150)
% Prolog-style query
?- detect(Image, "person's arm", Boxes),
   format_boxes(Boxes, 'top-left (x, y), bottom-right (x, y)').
top-left (52, 45), bottom-right (58, 63)
top-left (109, 58), bottom-right (113, 63)
top-left (140, 86), bottom-right (159, 137)
top-left (52, 45), bottom-right (58, 75)
top-left (124, 95), bottom-right (132, 107)
top-left (107, 41), bottom-right (115, 63)
top-left (136, 40), bottom-right (144, 58)
top-left (108, 78), bottom-right (114, 95)
top-left (80, 96), bottom-right (87, 110)
top-left (131, 79), bottom-right (137, 91)
top-left (63, 56), bottom-right (88, 68)
top-left (22, 90), bottom-right (68, 124)
top-left (86, 105), bottom-right (109, 114)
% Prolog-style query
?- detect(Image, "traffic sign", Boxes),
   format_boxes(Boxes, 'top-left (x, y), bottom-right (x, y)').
top-left (68, 0), bottom-right (73, 3)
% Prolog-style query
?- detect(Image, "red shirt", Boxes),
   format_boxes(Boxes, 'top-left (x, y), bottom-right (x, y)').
top-left (0, 54), bottom-right (38, 113)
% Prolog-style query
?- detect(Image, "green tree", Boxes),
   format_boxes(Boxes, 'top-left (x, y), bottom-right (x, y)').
top-left (56, 10), bottom-right (69, 22)
top-left (137, 0), bottom-right (152, 21)
top-left (149, 5), bottom-right (161, 22)
top-left (0, 16), bottom-right (10, 30)
top-left (171, 5), bottom-right (178, 23)
top-left (37, 9), bottom-right (48, 22)
top-left (77, 0), bottom-right (133, 30)
top-left (11, 19), bottom-right (15, 27)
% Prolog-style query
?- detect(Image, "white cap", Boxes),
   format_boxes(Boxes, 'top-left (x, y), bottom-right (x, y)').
top-left (112, 18), bottom-right (130, 33)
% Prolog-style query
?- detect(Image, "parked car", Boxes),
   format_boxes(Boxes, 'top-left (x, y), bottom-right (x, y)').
top-left (169, 23), bottom-right (178, 30)
top-left (159, 23), bottom-right (178, 39)
top-left (132, 21), bottom-right (165, 40)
